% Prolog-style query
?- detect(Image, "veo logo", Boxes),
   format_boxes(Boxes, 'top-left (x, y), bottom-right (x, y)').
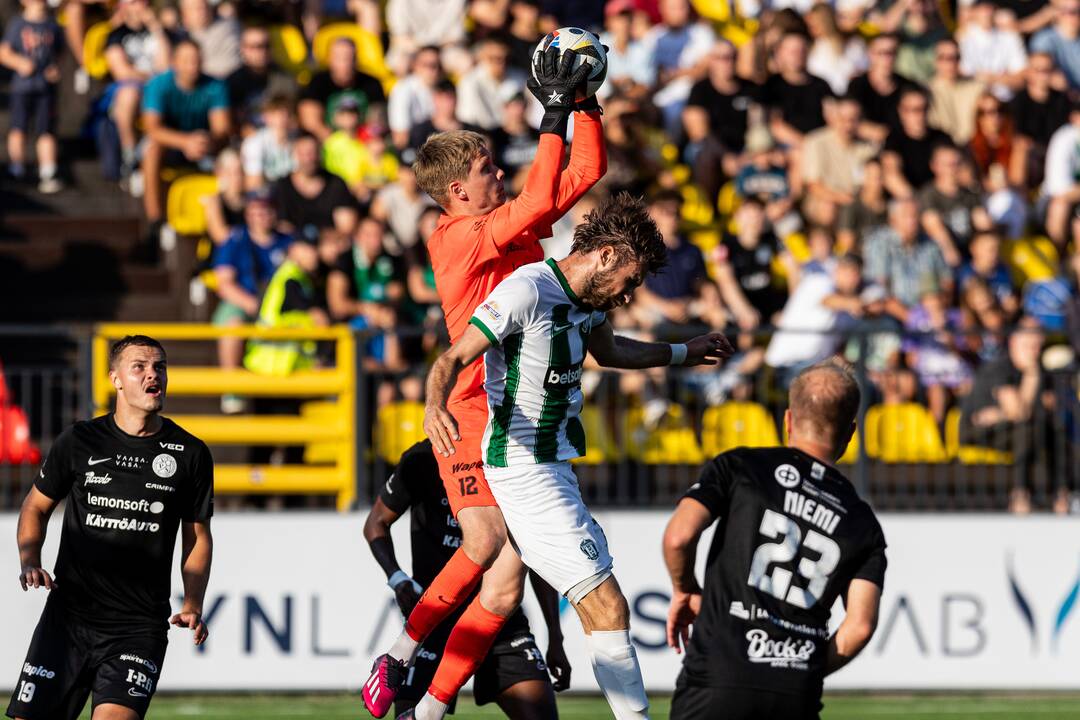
top-left (159, 442), bottom-right (184, 451)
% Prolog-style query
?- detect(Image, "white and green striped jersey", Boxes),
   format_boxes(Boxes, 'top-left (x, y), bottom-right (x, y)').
top-left (469, 258), bottom-right (607, 468)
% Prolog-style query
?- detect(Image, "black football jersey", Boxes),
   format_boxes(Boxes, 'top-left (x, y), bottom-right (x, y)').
top-left (379, 440), bottom-right (529, 637)
top-left (681, 447), bottom-right (887, 697)
top-left (35, 415), bottom-right (214, 633)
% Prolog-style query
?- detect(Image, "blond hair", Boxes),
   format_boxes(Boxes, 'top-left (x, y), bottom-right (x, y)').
top-left (414, 130), bottom-right (489, 206)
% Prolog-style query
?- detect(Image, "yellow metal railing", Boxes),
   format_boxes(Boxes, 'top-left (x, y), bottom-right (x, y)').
top-left (92, 324), bottom-right (357, 510)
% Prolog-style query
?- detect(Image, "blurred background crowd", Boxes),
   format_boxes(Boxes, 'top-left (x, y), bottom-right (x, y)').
top-left (1, 0), bottom-right (1079, 512)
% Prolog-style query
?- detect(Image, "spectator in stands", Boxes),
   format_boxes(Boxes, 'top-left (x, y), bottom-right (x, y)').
top-left (802, 94), bottom-right (875, 227)
top-left (959, 276), bottom-right (1008, 362)
top-left (903, 289), bottom-right (973, 425)
top-left (738, 8), bottom-right (808, 85)
top-left (836, 157), bottom-right (888, 253)
top-left (299, 37), bottom-right (386, 142)
top-left (1041, 101), bottom-right (1080, 247)
top-left (179, 0), bottom-right (241, 79)
top-left (241, 94), bottom-right (295, 190)
top-left (385, 0), bottom-right (468, 78)
top-left (140, 39), bottom-right (232, 235)
top-left (203, 148), bottom-right (247, 245)
top-left (244, 235), bottom-right (329, 377)
top-left (765, 253), bottom-right (883, 382)
top-left (0, 0), bottom-right (64, 193)
top-left (322, 96), bottom-right (398, 203)
top-left (505, 0), bottom-right (543, 72)
top-left (864, 197), bottom-right (953, 320)
top-left (927, 38), bottom-right (984, 145)
top-left (226, 25), bottom-right (298, 134)
top-left (762, 31), bottom-right (830, 147)
top-left (1030, 0), bottom-right (1080, 91)
top-left (683, 40), bottom-right (757, 201)
top-left (455, 35), bottom-right (526, 130)
top-left (892, 0), bottom-right (949, 85)
top-left (970, 92), bottom-right (1025, 191)
top-left (848, 33), bottom-right (916, 144)
top-left (958, 0), bottom-right (1026, 99)
top-left (1011, 53), bottom-right (1070, 189)
top-left (735, 126), bottom-right (798, 232)
top-left (918, 143), bottom-right (991, 266)
top-left (628, 190), bottom-right (727, 337)
top-left (882, 86), bottom-right (951, 198)
top-left (387, 46), bottom-right (440, 150)
top-left (272, 133), bottom-right (359, 241)
top-left (805, 2), bottom-right (867, 94)
top-left (957, 230), bottom-right (1020, 317)
top-left (490, 93), bottom-right (539, 186)
top-left (370, 160), bottom-right (435, 255)
top-left (212, 191), bottom-right (293, 409)
top-left (406, 79), bottom-right (477, 155)
top-left (105, 0), bottom-right (174, 185)
top-left (599, 0), bottom-right (656, 102)
top-left (645, 0), bottom-right (716, 132)
top-left (1067, 250), bottom-right (1080, 355)
top-left (327, 216), bottom-right (407, 368)
top-left (713, 199), bottom-right (794, 331)
top-left (961, 316), bottom-right (1070, 513)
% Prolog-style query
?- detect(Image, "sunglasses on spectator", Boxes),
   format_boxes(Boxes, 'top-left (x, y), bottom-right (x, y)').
top-left (936, 52), bottom-right (959, 61)
top-left (244, 41), bottom-right (270, 49)
top-left (977, 105), bottom-right (1001, 116)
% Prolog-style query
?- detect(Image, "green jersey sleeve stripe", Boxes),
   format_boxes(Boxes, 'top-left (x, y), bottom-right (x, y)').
top-left (469, 316), bottom-right (499, 346)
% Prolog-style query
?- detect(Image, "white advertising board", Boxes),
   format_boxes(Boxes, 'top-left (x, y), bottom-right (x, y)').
top-left (1, 512), bottom-right (1078, 692)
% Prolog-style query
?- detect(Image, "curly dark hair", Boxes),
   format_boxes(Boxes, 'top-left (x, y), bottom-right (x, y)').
top-left (570, 192), bottom-right (667, 274)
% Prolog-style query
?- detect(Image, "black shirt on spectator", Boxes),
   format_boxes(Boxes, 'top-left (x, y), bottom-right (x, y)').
top-left (407, 119), bottom-right (486, 156)
top-left (271, 172), bottom-right (356, 238)
top-left (1010, 88), bottom-right (1071, 146)
top-left (226, 64), bottom-right (297, 124)
top-left (299, 69), bottom-right (386, 123)
top-left (961, 355), bottom-right (1044, 422)
top-left (105, 25), bottom-right (180, 77)
top-left (884, 126), bottom-right (951, 190)
top-left (848, 73), bottom-right (919, 131)
top-left (686, 78), bottom-right (759, 152)
top-left (717, 231), bottom-right (788, 319)
top-left (993, 0), bottom-right (1048, 20)
top-left (917, 184), bottom-right (981, 254)
top-left (489, 126), bottom-right (540, 178)
top-left (761, 73), bottom-right (831, 135)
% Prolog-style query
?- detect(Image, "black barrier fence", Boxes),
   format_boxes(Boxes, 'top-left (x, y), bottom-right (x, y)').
top-left (0, 324), bottom-right (1076, 513)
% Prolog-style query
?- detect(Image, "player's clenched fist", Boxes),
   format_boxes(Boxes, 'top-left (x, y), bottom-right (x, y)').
top-left (424, 403), bottom-right (461, 457)
top-left (19, 565), bottom-right (56, 591)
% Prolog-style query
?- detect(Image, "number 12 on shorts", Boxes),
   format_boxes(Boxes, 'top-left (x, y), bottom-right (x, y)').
top-left (458, 475), bottom-right (478, 496)
top-left (747, 509), bottom-right (840, 609)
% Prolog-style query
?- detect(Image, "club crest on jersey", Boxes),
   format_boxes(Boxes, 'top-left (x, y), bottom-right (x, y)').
top-left (580, 539), bottom-right (599, 560)
top-left (774, 464), bottom-right (801, 489)
top-left (152, 453), bottom-right (177, 478)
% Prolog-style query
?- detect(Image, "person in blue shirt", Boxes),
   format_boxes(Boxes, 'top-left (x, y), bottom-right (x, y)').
top-left (1030, 0), bottom-right (1080, 91)
top-left (211, 191), bottom-right (293, 409)
top-left (955, 230), bottom-right (1019, 317)
top-left (141, 38), bottom-right (232, 232)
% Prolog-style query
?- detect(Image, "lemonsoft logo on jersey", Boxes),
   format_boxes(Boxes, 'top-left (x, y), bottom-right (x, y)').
top-left (774, 464), bottom-right (801, 489)
top-left (744, 629), bottom-right (815, 670)
top-left (87, 494), bottom-right (152, 513)
top-left (152, 453), bottom-right (177, 478)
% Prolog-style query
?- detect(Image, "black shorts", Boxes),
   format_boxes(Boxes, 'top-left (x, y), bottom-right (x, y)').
top-left (10, 89), bottom-right (57, 136)
top-left (6, 598), bottom-right (167, 720)
top-left (670, 676), bottom-right (822, 720)
top-left (396, 611), bottom-right (549, 713)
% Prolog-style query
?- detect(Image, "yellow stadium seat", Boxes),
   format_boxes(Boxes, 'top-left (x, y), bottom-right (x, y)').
top-left (375, 400), bottom-right (427, 464)
top-left (692, 0), bottom-right (731, 22)
top-left (270, 24), bottom-right (311, 83)
top-left (864, 403), bottom-right (948, 463)
top-left (719, 23), bottom-right (754, 48)
top-left (302, 401), bottom-right (342, 464)
top-left (313, 23), bottom-right (395, 94)
top-left (782, 232), bottom-right (811, 264)
top-left (84, 22), bottom-right (112, 81)
top-left (944, 407), bottom-right (1013, 464)
top-left (1004, 236), bottom-right (1058, 286)
top-left (623, 403), bottom-right (705, 464)
top-left (571, 405), bottom-right (619, 465)
top-left (717, 181), bottom-right (740, 218)
top-left (166, 174), bottom-right (218, 236)
top-left (782, 416), bottom-right (859, 463)
top-left (701, 402), bottom-right (779, 457)
top-left (679, 182), bottom-right (716, 229)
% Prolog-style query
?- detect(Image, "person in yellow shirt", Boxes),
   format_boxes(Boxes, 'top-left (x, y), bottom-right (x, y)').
top-left (322, 95), bottom-right (398, 201)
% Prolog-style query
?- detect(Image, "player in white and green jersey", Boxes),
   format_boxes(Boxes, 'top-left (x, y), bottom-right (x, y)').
top-left (423, 193), bottom-right (733, 720)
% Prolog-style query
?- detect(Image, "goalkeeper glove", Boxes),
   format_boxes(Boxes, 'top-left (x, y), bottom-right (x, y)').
top-left (528, 46), bottom-right (591, 136)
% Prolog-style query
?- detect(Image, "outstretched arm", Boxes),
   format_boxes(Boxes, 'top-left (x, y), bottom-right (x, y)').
top-left (587, 321), bottom-right (733, 369)
top-left (424, 323), bottom-right (496, 456)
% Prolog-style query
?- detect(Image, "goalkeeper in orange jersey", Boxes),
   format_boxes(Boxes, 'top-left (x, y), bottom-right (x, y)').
top-left (363, 47), bottom-right (605, 720)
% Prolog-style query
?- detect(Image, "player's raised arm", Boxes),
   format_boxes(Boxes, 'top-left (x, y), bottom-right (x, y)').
top-left (550, 101), bottom-right (608, 221)
top-left (825, 579), bottom-right (882, 676)
top-left (588, 321), bottom-right (734, 370)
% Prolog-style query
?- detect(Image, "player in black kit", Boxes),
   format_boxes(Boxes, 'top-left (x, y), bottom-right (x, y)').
top-left (8, 335), bottom-right (214, 720)
top-left (363, 440), bottom-right (569, 719)
top-left (662, 360), bottom-right (887, 720)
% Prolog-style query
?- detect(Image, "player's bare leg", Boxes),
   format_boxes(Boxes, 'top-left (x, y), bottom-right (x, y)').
top-left (365, 506), bottom-right (508, 717)
top-left (494, 679), bottom-right (558, 720)
top-left (572, 576), bottom-right (650, 720)
top-left (410, 542), bottom-right (529, 720)
top-left (92, 703), bottom-right (140, 720)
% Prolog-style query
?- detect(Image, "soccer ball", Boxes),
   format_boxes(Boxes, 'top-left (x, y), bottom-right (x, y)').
top-left (531, 27), bottom-right (608, 99)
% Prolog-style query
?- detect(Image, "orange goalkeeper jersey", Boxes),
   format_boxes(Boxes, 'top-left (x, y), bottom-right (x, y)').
top-left (428, 111), bottom-right (606, 404)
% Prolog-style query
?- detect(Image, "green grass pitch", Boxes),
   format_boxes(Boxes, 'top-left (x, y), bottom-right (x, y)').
top-left (77, 693), bottom-right (1080, 719)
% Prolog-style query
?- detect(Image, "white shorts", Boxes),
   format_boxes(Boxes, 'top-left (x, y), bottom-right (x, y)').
top-left (485, 462), bottom-right (613, 603)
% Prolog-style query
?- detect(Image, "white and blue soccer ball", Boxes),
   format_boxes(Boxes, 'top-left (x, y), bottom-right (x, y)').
top-left (531, 27), bottom-right (608, 99)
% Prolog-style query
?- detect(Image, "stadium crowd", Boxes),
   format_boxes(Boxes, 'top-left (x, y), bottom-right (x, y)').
top-left (3, 0), bottom-right (1080, 511)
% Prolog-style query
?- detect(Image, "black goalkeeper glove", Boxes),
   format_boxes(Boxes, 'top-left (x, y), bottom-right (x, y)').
top-left (575, 43), bottom-right (607, 115)
top-left (528, 46), bottom-right (591, 137)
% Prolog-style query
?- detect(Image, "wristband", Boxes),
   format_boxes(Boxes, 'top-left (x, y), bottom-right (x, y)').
top-left (669, 343), bottom-right (688, 366)
top-left (388, 570), bottom-right (411, 590)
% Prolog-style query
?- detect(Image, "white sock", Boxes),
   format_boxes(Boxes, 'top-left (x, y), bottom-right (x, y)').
top-left (39, 164), bottom-right (57, 180)
top-left (586, 630), bottom-right (650, 720)
top-left (388, 629), bottom-right (420, 664)
top-left (413, 692), bottom-right (448, 720)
